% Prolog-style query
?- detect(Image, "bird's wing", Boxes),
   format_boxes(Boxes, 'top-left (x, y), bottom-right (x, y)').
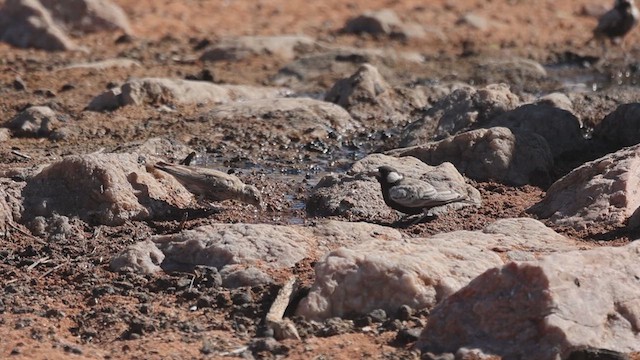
top-left (388, 179), bottom-right (464, 208)
top-left (595, 8), bottom-right (623, 34)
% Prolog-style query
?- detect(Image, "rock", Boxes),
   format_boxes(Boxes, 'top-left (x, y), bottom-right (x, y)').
top-left (390, 127), bottom-right (554, 186)
top-left (198, 97), bottom-right (358, 143)
top-left (6, 106), bottom-right (59, 137)
top-left (272, 47), bottom-right (424, 92)
top-left (220, 266), bottom-right (274, 288)
top-left (457, 13), bottom-right (490, 31)
top-left (417, 242), bottom-right (640, 360)
top-left (474, 58), bottom-right (548, 87)
top-left (325, 63), bottom-right (421, 125)
top-left (487, 103), bottom-right (585, 158)
top-left (0, 0), bottom-right (129, 51)
top-left (342, 9), bottom-right (426, 39)
top-left (110, 240), bottom-right (164, 274)
top-left (343, 9), bottom-right (403, 36)
top-left (0, 178), bottom-right (24, 226)
top-left (308, 219), bottom-right (403, 250)
top-left (594, 103), bottom-right (640, 148)
top-left (307, 153), bottom-right (481, 219)
top-left (21, 152), bottom-right (194, 225)
top-left (152, 224), bottom-right (312, 271)
top-left (0, 0), bottom-right (79, 51)
top-left (200, 35), bottom-right (315, 62)
top-left (296, 218), bottom-right (577, 321)
top-left (0, 128), bottom-right (10, 141)
top-left (110, 220), bottom-right (402, 275)
top-left (400, 84), bottom-right (520, 146)
top-left (39, 0), bottom-right (132, 34)
top-left (112, 137), bottom-right (194, 163)
top-left (87, 78), bottom-right (290, 111)
top-left (535, 92), bottom-right (573, 113)
top-left (58, 58), bottom-right (141, 71)
top-left (528, 145), bottom-right (640, 230)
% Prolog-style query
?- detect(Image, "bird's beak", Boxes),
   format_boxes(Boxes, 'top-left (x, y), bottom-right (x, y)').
top-left (366, 170), bottom-right (379, 178)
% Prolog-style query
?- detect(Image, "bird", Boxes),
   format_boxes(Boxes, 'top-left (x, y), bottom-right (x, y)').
top-left (587, 0), bottom-right (639, 50)
top-left (370, 165), bottom-right (469, 224)
top-left (153, 161), bottom-right (263, 209)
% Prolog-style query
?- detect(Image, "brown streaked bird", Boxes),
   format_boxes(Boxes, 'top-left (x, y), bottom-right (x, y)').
top-left (154, 162), bottom-right (263, 209)
top-left (370, 165), bottom-right (469, 224)
top-left (588, 0), bottom-right (639, 48)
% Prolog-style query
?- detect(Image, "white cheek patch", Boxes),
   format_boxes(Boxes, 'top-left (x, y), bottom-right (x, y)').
top-left (386, 171), bottom-right (403, 184)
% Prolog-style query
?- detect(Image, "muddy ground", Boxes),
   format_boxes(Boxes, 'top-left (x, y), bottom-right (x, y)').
top-left (2, 0), bottom-right (640, 359)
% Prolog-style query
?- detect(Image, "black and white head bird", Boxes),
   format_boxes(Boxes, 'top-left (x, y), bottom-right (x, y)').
top-left (154, 162), bottom-right (263, 209)
top-left (588, 0), bottom-right (639, 47)
top-left (370, 166), bottom-right (469, 223)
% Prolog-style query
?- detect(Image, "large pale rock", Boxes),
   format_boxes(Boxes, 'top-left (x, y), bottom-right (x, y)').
top-left (40, 0), bottom-right (132, 34)
top-left (110, 220), bottom-right (399, 274)
top-left (200, 35), bottom-right (315, 62)
top-left (594, 103), bottom-right (640, 148)
top-left (6, 106), bottom-right (59, 137)
top-left (417, 242), bottom-right (640, 359)
top-left (529, 145), bottom-right (640, 230)
top-left (58, 58), bottom-right (141, 71)
top-left (307, 153), bottom-right (481, 220)
top-left (87, 78), bottom-right (289, 111)
top-left (199, 98), bottom-right (358, 143)
top-left (400, 84), bottom-right (520, 146)
top-left (21, 153), bottom-right (194, 225)
top-left (0, 0), bottom-right (78, 51)
top-left (0, 0), bottom-right (130, 51)
top-left (296, 218), bottom-right (577, 321)
top-left (152, 224), bottom-right (312, 270)
top-left (389, 127), bottom-right (554, 186)
top-left (487, 103), bottom-right (585, 158)
top-left (325, 63), bottom-right (422, 125)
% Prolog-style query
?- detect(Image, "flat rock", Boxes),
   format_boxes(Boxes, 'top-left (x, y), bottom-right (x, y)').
top-left (6, 106), bottom-right (59, 137)
top-left (21, 152), bottom-right (194, 225)
top-left (0, 0), bottom-right (79, 51)
top-left (389, 127), bottom-right (554, 186)
top-left (198, 97), bottom-right (358, 143)
top-left (152, 224), bottom-right (312, 272)
top-left (296, 218), bottom-right (577, 321)
top-left (417, 241), bottom-right (640, 359)
top-left (200, 35), bottom-right (315, 62)
top-left (528, 145), bottom-right (640, 230)
top-left (58, 58), bottom-right (141, 71)
top-left (87, 78), bottom-right (290, 110)
top-left (272, 47), bottom-right (423, 92)
top-left (111, 220), bottom-right (398, 274)
top-left (112, 137), bottom-right (194, 163)
top-left (325, 63), bottom-right (423, 126)
top-left (307, 154), bottom-right (480, 220)
top-left (400, 84), bottom-right (520, 146)
top-left (594, 103), bottom-right (640, 148)
top-left (487, 103), bottom-right (585, 158)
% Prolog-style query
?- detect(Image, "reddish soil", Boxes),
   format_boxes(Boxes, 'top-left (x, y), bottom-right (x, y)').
top-left (2, 0), bottom-right (640, 359)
